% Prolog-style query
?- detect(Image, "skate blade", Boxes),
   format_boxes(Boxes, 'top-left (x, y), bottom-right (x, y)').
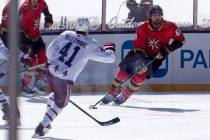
top-left (100, 100), bottom-right (115, 105)
top-left (17, 119), bottom-right (21, 126)
top-left (112, 102), bottom-right (121, 106)
top-left (32, 128), bottom-right (50, 138)
top-left (99, 102), bottom-right (107, 105)
top-left (32, 133), bottom-right (41, 138)
top-left (22, 92), bottom-right (36, 97)
top-left (32, 87), bottom-right (48, 95)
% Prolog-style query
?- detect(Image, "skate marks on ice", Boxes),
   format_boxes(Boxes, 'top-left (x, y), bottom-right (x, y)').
top-left (129, 97), bottom-right (153, 103)
top-left (0, 94), bottom-right (210, 140)
top-left (21, 93), bottom-right (48, 104)
top-left (32, 136), bottom-right (73, 140)
top-left (98, 94), bottom-right (201, 113)
top-left (0, 125), bottom-right (73, 140)
top-left (99, 101), bottom-right (200, 113)
top-left (0, 124), bottom-right (9, 130)
top-left (111, 105), bottom-right (200, 113)
top-left (0, 124), bottom-right (35, 130)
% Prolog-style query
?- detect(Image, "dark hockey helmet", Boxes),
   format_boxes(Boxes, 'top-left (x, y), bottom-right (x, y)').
top-left (148, 5), bottom-right (163, 17)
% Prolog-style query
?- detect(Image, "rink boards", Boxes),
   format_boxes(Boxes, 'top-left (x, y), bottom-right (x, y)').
top-left (0, 32), bottom-right (206, 91)
top-left (41, 32), bottom-right (210, 91)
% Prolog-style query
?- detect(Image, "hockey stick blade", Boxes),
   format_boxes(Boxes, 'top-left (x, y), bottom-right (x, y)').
top-left (69, 100), bottom-right (120, 126)
top-left (97, 117), bottom-right (120, 126)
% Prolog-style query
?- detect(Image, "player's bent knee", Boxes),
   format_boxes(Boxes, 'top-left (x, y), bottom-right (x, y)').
top-left (116, 69), bottom-right (129, 81)
top-left (55, 99), bottom-right (68, 108)
top-left (132, 72), bottom-right (147, 84)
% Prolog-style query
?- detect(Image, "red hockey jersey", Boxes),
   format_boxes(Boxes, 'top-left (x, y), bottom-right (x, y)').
top-left (1, 3), bottom-right (9, 28)
top-left (134, 20), bottom-right (185, 56)
top-left (19, 0), bottom-right (47, 40)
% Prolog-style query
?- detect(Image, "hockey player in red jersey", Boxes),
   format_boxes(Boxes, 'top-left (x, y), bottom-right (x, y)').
top-left (0, 2), bottom-right (9, 47)
top-left (19, 0), bottom-right (53, 41)
top-left (32, 18), bottom-right (116, 137)
top-left (101, 5), bottom-right (185, 105)
top-left (18, 0), bottom-right (53, 93)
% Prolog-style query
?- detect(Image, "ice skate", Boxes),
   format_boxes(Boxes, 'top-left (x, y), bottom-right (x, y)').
top-left (32, 123), bottom-right (51, 138)
top-left (2, 103), bottom-right (21, 125)
top-left (101, 94), bottom-right (116, 105)
top-left (113, 94), bottom-right (128, 105)
top-left (33, 78), bottom-right (48, 95)
top-left (2, 102), bottom-right (9, 120)
top-left (101, 86), bottom-right (121, 104)
top-left (22, 85), bottom-right (35, 94)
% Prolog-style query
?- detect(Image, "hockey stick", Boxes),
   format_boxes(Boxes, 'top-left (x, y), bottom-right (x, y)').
top-left (89, 54), bottom-right (161, 109)
top-left (69, 100), bottom-right (120, 126)
top-left (19, 63), bottom-right (46, 72)
top-left (0, 63), bottom-right (46, 78)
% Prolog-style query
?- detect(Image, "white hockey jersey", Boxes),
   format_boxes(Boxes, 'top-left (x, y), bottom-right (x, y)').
top-left (47, 30), bottom-right (115, 81)
top-left (0, 39), bottom-right (9, 61)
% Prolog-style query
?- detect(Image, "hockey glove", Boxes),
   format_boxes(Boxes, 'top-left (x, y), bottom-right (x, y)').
top-left (46, 60), bottom-right (52, 68)
top-left (119, 49), bottom-right (150, 75)
top-left (20, 54), bottom-right (33, 67)
top-left (0, 25), bottom-right (7, 35)
top-left (44, 14), bottom-right (53, 28)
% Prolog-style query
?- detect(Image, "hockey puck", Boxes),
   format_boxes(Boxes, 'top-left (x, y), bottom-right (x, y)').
top-left (89, 105), bottom-right (97, 109)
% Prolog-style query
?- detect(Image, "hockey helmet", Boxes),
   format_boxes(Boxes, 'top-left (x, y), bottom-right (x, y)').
top-left (75, 18), bottom-right (90, 33)
top-left (148, 5), bottom-right (163, 17)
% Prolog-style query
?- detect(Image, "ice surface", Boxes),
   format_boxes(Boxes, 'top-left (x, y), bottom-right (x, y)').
top-left (0, 92), bottom-right (210, 140)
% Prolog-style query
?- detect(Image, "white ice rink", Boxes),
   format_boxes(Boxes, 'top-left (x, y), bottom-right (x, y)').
top-left (0, 92), bottom-right (210, 140)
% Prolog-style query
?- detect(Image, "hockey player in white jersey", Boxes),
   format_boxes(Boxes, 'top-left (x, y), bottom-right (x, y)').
top-left (0, 39), bottom-right (9, 121)
top-left (0, 39), bottom-right (20, 122)
top-left (33, 17), bottom-right (116, 137)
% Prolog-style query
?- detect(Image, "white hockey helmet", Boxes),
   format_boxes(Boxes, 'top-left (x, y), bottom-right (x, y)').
top-left (75, 18), bottom-right (90, 33)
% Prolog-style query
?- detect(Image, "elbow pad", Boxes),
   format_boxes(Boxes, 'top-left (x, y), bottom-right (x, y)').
top-left (168, 39), bottom-right (184, 51)
top-left (160, 39), bottom-right (184, 57)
